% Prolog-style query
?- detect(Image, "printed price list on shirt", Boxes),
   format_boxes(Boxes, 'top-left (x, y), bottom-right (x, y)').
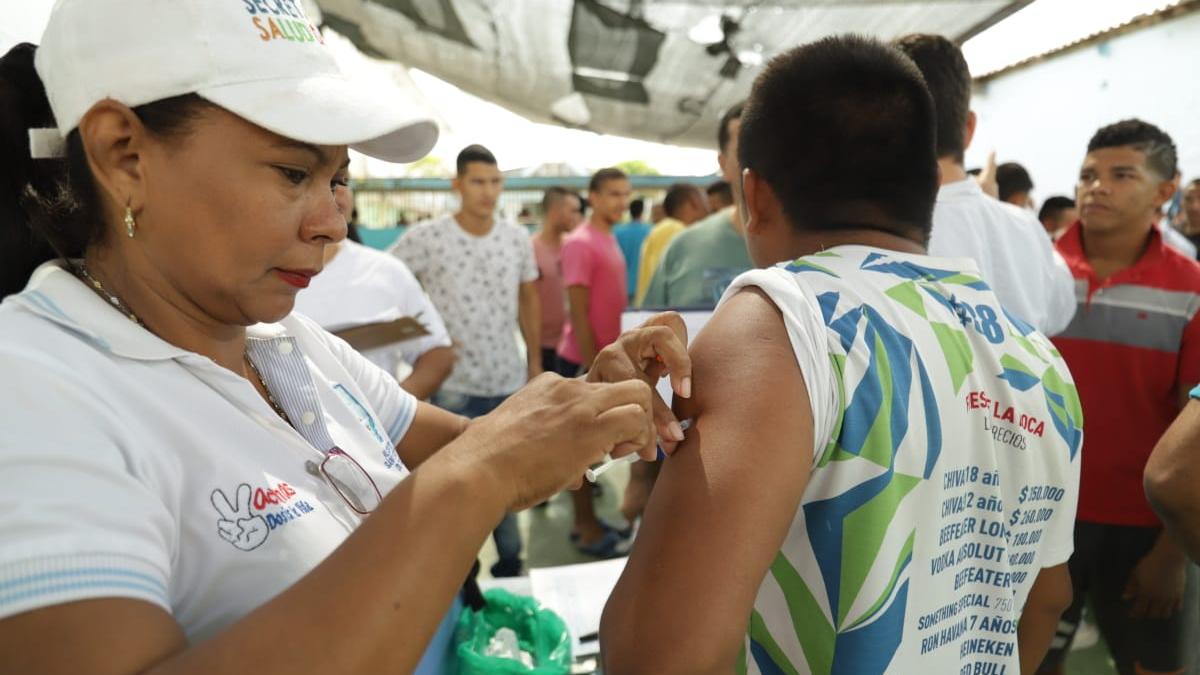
top-left (916, 464), bottom-right (1065, 674)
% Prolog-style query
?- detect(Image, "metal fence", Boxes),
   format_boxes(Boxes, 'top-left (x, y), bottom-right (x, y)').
top-left (349, 174), bottom-right (717, 230)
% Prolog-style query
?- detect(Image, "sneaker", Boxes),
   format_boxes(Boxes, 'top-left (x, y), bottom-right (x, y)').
top-left (613, 517), bottom-right (640, 556)
top-left (489, 558), bottom-right (523, 578)
top-left (1070, 617), bottom-right (1100, 651)
top-left (573, 529), bottom-right (627, 558)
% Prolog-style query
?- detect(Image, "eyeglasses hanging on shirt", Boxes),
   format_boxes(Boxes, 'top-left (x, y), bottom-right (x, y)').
top-left (306, 448), bottom-right (383, 515)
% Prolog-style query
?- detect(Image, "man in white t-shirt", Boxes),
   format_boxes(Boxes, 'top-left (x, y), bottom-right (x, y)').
top-left (295, 244), bottom-right (453, 399)
top-left (1161, 222), bottom-right (1197, 258)
top-left (294, 184), bottom-right (454, 401)
top-left (603, 35), bottom-right (1080, 675)
top-left (895, 35), bottom-right (1076, 336)
top-left (388, 144), bottom-right (541, 577)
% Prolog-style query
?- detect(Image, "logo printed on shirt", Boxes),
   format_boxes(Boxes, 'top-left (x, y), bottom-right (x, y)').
top-left (333, 384), bottom-right (404, 471)
top-left (964, 390), bottom-right (1047, 451)
top-left (211, 482), bottom-right (317, 551)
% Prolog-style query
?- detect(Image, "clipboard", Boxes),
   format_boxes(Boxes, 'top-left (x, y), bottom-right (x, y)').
top-left (331, 315), bottom-right (431, 352)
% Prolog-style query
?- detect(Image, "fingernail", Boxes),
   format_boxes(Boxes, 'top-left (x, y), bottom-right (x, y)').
top-left (668, 421), bottom-right (685, 441)
top-left (681, 376), bottom-right (692, 399)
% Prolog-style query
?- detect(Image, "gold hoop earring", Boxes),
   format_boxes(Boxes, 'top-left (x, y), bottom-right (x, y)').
top-left (124, 206), bottom-right (136, 238)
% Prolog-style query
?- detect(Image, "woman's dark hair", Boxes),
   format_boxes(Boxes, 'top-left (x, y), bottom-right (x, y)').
top-left (1, 43), bottom-right (210, 297)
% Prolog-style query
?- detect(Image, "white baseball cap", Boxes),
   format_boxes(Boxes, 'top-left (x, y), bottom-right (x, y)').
top-left (33, 0), bottom-right (437, 163)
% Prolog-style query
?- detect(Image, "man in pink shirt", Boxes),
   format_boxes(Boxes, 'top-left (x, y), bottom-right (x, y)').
top-left (557, 167), bottom-right (632, 557)
top-left (531, 187), bottom-right (583, 372)
top-left (557, 168), bottom-right (632, 375)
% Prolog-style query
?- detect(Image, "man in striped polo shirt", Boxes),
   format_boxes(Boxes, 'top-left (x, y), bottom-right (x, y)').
top-left (1039, 120), bottom-right (1200, 675)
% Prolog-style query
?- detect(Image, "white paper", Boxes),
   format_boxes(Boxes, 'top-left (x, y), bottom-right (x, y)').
top-left (529, 557), bottom-right (629, 657)
top-left (478, 575), bottom-right (533, 597)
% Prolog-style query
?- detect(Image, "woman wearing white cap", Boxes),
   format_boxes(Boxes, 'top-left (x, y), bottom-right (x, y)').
top-left (0, 0), bottom-right (692, 672)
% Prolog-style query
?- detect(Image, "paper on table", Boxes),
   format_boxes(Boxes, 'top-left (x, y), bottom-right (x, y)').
top-left (620, 309), bottom-right (713, 407)
top-left (529, 557), bottom-right (628, 657)
top-left (478, 575), bottom-right (533, 597)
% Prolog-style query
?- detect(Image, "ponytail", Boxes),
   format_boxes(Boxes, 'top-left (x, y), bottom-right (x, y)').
top-left (0, 43), bottom-right (79, 297)
top-left (0, 43), bottom-right (210, 298)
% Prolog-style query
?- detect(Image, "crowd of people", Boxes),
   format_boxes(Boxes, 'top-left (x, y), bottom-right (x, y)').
top-left (4, 1), bottom-right (1200, 674)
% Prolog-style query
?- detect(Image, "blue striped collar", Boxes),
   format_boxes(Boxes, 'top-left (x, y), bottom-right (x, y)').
top-left (10, 261), bottom-right (291, 362)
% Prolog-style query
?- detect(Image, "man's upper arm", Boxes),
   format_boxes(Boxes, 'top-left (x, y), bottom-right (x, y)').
top-left (518, 280), bottom-right (539, 305)
top-left (1025, 563), bottom-right (1072, 612)
top-left (1174, 307), bottom-right (1200, 403)
top-left (520, 279), bottom-right (541, 324)
top-left (565, 285), bottom-right (590, 316)
top-left (395, 401), bottom-right (468, 469)
top-left (518, 233), bottom-right (540, 284)
top-left (1146, 399), bottom-right (1200, 561)
top-left (602, 287), bottom-right (815, 674)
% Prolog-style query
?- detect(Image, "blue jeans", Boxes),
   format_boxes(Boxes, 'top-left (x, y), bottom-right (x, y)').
top-left (431, 389), bottom-right (523, 577)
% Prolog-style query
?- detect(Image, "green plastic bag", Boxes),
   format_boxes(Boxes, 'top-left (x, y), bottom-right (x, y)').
top-left (455, 589), bottom-right (572, 675)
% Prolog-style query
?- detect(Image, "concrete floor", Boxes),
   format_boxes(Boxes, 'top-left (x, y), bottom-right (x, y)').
top-left (1063, 640), bottom-right (1118, 675)
top-left (475, 461), bottom-right (1119, 675)
top-left (477, 460), bottom-right (634, 575)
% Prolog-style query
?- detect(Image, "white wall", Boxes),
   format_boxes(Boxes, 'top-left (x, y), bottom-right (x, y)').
top-left (966, 10), bottom-right (1200, 204)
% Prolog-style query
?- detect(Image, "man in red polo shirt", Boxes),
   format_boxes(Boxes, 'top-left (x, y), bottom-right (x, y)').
top-left (1039, 119), bottom-right (1200, 675)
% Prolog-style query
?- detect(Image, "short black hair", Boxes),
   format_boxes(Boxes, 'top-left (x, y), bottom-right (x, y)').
top-left (630, 198), bottom-right (646, 219)
top-left (541, 185), bottom-right (578, 213)
top-left (717, 101), bottom-right (745, 153)
top-left (739, 34), bottom-right (938, 239)
top-left (996, 162), bottom-right (1033, 202)
top-left (589, 167), bottom-right (628, 193)
top-left (706, 180), bottom-right (732, 198)
top-left (456, 144), bottom-right (497, 175)
top-left (1038, 196), bottom-right (1075, 223)
top-left (1087, 119), bottom-right (1178, 180)
top-left (663, 183), bottom-right (701, 218)
top-left (893, 34), bottom-right (971, 163)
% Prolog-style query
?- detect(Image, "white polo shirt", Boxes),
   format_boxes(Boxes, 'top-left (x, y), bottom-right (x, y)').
top-left (0, 262), bottom-right (419, 641)
top-left (931, 178), bottom-right (1077, 336)
top-left (294, 240), bottom-right (453, 378)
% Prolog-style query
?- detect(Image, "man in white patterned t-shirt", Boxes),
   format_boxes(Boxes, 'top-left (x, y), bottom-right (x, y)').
top-left (388, 144), bottom-right (541, 577)
top-left (604, 35), bottom-right (1081, 675)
